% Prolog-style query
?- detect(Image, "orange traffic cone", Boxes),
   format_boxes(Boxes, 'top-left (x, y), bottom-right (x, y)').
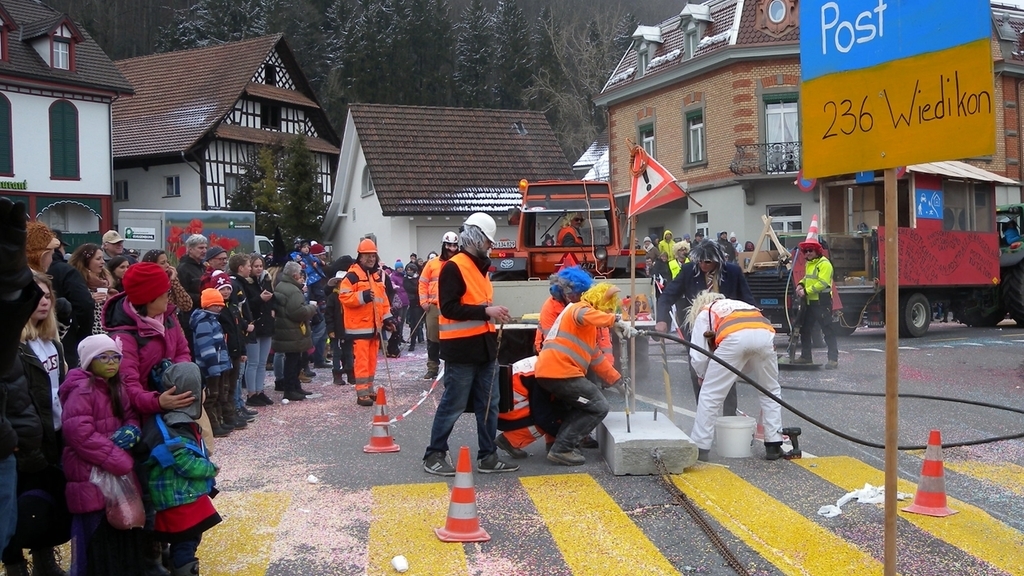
top-left (435, 446), bottom-right (490, 542)
top-left (805, 214), bottom-right (820, 244)
top-left (902, 429), bottom-right (958, 517)
top-left (363, 387), bottom-right (400, 453)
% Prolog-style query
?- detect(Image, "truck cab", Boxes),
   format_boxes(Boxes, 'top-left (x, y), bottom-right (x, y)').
top-left (490, 180), bottom-right (645, 280)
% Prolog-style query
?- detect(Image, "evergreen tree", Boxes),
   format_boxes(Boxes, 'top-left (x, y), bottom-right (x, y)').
top-left (492, 0), bottom-right (532, 109)
top-left (343, 0), bottom-right (399, 104)
top-left (453, 0), bottom-right (493, 108)
top-left (396, 0), bottom-right (456, 106)
top-left (157, 0), bottom-right (269, 51)
top-left (279, 135), bottom-right (325, 241)
top-left (232, 146), bottom-right (283, 237)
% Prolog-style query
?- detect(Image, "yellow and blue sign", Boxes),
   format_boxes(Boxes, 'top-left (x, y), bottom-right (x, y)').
top-left (800, 0), bottom-right (996, 178)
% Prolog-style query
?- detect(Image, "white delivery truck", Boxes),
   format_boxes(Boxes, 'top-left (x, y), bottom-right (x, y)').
top-left (117, 209), bottom-right (257, 265)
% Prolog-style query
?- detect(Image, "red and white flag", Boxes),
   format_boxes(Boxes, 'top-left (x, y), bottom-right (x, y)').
top-left (628, 145), bottom-right (686, 217)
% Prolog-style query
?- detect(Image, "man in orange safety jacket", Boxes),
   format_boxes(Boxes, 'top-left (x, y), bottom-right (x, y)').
top-left (338, 237), bottom-right (395, 406)
top-left (685, 291), bottom-right (788, 462)
top-left (535, 282), bottom-right (637, 466)
top-left (533, 266), bottom-right (592, 353)
top-left (494, 355), bottom-right (566, 458)
top-left (417, 231), bottom-right (459, 381)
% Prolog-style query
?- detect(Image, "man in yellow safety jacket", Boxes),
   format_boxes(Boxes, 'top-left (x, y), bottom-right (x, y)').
top-left (423, 213), bottom-right (519, 476)
top-left (417, 231), bottom-right (459, 381)
top-left (684, 291), bottom-right (789, 461)
top-left (793, 237), bottom-right (838, 369)
top-left (338, 238), bottom-right (395, 406)
top-left (667, 240), bottom-right (690, 279)
top-left (535, 282), bottom-right (636, 466)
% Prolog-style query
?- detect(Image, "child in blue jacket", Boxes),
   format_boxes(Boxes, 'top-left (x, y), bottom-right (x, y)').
top-left (189, 289), bottom-right (232, 438)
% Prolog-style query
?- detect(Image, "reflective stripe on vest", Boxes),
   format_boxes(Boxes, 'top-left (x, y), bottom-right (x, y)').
top-left (541, 302), bottom-right (600, 372)
top-left (439, 253), bottom-right (495, 340)
top-left (714, 309), bottom-right (774, 346)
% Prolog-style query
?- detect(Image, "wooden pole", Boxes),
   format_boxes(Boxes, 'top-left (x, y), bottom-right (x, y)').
top-left (883, 168), bottom-right (899, 576)
top-left (628, 215), bottom-right (637, 414)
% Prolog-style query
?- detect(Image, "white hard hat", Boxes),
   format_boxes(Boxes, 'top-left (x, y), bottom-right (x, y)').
top-left (442, 231), bottom-right (458, 244)
top-left (464, 212), bottom-right (497, 242)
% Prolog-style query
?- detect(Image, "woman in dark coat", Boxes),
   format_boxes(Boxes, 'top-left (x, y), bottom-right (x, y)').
top-left (403, 262), bottom-right (424, 351)
top-left (241, 255), bottom-right (275, 406)
top-left (273, 262), bottom-right (317, 401)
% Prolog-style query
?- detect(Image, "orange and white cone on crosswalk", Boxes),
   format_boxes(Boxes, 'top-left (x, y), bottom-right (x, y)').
top-left (363, 387), bottom-right (400, 453)
top-left (902, 429), bottom-right (957, 517)
top-left (435, 446), bottom-right (490, 542)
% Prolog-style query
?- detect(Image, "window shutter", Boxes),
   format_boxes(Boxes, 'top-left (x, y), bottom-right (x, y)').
top-left (50, 104), bottom-right (63, 176)
top-left (64, 104), bottom-right (79, 177)
top-left (0, 97), bottom-right (10, 174)
top-left (49, 102), bottom-right (78, 178)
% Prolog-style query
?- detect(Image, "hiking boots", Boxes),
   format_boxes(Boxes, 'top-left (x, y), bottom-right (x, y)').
top-left (477, 453), bottom-right (519, 473)
top-left (332, 370), bottom-right (346, 385)
top-left (31, 547), bottom-right (67, 576)
top-left (274, 379), bottom-right (285, 392)
top-left (578, 435), bottom-right (599, 449)
top-left (170, 560), bottom-right (199, 576)
top-left (212, 424), bottom-right (233, 438)
top-left (356, 394), bottom-right (374, 407)
top-left (298, 372), bottom-right (312, 384)
top-left (423, 452), bottom-right (456, 476)
top-left (495, 434), bottom-right (528, 459)
top-left (547, 449), bottom-right (585, 466)
top-left (421, 368), bottom-right (439, 381)
top-left (825, 360), bottom-right (839, 370)
top-left (303, 368), bottom-right (316, 378)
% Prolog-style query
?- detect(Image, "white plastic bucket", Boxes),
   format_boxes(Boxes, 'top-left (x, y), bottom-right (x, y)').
top-left (715, 416), bottom-right (756, 458)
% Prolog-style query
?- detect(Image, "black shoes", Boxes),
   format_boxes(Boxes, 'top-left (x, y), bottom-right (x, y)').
top-left (495, 434), bottom-right (528, 459)
top-left (697, 448), bottom-right (710, 462)
top-left (765, 442), bottom-right (790, 461)
top-left (283, 390), bottom-right (306, 401)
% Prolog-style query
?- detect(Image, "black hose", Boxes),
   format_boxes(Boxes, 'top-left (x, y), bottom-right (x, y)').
top-left (642, 330), bottom-right (1024, 451)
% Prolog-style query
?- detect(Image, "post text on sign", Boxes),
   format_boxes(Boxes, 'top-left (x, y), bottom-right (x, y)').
top-left (820, 0), bottom-right (888, 55)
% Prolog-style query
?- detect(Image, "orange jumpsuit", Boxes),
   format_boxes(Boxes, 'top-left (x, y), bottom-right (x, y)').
top-left (338, 263), bottom-right (392, 403)
top-left (497, 356), bottom-right (555, 449)
top-left (534, 296), bottom-right (565, 353)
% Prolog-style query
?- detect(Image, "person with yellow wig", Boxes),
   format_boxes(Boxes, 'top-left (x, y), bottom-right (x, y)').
top-left (556, 213), bottom-right (584, 246)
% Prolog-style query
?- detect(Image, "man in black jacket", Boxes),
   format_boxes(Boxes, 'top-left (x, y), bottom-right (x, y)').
top-left (176, 234), bottom-right (208, 356)
top-left (47, 233), bottom-right (93, 368)
top-left (655, 240), bottom-right (755, 417)
top-left (0, 198), bottom-right (44, 553)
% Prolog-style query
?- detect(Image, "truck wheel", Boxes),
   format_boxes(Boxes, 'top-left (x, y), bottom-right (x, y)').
top-left (898, 292), bottom-right (931, 337)
top-left (1001, 262), bottom-right (1024, 325)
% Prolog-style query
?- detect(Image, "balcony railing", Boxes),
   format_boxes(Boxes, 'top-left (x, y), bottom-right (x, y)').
top-left (729, 141), bottom-right (802, 176)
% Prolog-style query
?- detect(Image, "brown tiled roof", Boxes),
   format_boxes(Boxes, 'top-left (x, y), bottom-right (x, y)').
top-left (349, 104), bottom-right (574, 215)
top-left (112, 35), bottom-right (284, 158)
top-left (244, 83), bottom-right (318, 109)
top-left (0, 0), bottom-right (132, 94)
top-left (733, 0), bottom-right (798, 46)
top-left (214, 124), bottom-right (338, 155)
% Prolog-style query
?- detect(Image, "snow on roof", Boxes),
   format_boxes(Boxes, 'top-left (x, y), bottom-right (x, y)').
top-left (632, 25), bottom-right (663, 43)
top-left (648, 49), bottom-right (682, 71)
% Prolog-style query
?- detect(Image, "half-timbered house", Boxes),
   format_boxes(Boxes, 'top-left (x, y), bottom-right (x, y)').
top-left (321, 104), bottom-right (574, 263)
top-left (0, 0), bottom-right (132, 246)
top-left (111, 34), bottom-right (339, 224)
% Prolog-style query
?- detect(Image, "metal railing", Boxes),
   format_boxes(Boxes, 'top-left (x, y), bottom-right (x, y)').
top-left (729, 141), bottom-right (801, 175)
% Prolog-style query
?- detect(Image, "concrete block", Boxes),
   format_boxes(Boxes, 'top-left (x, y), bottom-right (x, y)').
top-left (597, 411), bottom-right (698, 475)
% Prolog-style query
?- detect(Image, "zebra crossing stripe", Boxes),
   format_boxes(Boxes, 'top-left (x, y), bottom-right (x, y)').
top-left (521, 474), bottom-right (678, 575)
top-left (797, 456), bottom-right (1024, 575)
top-left (940, 460), bottom-right (1024, 498)
top-left (199, 491), bottom-right (292, 576)
top-left (369, 483), bottom-right (465, 576)
top-left (671, 464), bottom-right (882, 575)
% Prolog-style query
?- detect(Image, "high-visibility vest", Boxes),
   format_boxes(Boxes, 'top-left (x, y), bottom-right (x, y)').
top-left (557, 226), bottom-right (583, 246)
top-left (534, 296), bottom-right (565, 353)
top-left (418, 257), bottom-right (443, 306)
top-left (338, 264), bottom-right (392, 339)
top-left (801, 256), bottom-right (834, 301)
top-left (535, 302), bottom-right (619, 384)
top-left (707, 302), bottom-right (774, 346)
top-left (438, 253), bottom-right (495, 340)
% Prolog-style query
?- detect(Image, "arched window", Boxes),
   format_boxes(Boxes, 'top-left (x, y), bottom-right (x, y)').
top-left (49, 100), bottom-right (78, 179)
top-left (0, 94), bottom-right (11, 175)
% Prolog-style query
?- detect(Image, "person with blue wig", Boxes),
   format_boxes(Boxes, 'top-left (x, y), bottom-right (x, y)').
top-left (534, 267), bottom-right (593, 353)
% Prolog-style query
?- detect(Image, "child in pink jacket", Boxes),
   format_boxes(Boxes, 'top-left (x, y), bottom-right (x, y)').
top-left (60, 335), bottom-right (147, 576)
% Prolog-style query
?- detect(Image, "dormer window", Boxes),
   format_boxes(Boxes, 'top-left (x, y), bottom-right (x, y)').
top-left (631, 25), bottom-right (662, 78)
top-left (680, 3), bottom-right (713, 59)
top-left (53, 38), bottom-right (69, 69)
top-left (638, 46), bottom-right (650, 76)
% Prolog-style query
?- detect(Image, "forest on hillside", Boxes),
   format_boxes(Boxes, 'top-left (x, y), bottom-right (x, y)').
top-left (47, 0), bottom-right (683, 160)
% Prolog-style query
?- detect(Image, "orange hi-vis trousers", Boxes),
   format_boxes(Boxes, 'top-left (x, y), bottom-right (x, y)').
top-left (351, 338), bottom-right (379, 398)
top-left (503, 425), bottom-right (552, 449)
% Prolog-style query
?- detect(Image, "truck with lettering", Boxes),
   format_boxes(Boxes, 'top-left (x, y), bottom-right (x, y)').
top-left (117, 209), bottom-right (257, 265)
top-left (487, 179), bottom-right (654, 373)
top-left (796, 164), bottom-right (1014, 338)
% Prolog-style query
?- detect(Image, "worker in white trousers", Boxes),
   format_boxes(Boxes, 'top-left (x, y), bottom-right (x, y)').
top-left (685, 290), bottom-right (788, 461)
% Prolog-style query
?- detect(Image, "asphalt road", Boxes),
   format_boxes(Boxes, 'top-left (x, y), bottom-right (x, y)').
top-left (187, 322), bottom-right (1024, 576)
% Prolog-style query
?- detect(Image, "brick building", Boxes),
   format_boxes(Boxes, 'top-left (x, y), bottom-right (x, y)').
top-left (594, 0), bottom-right (1024, 248)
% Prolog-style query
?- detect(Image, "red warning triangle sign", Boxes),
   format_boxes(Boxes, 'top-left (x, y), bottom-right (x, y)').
top-left (628, 145), bottom-right (686, 217)
top-left (557, 252), bottom-right (580, 269)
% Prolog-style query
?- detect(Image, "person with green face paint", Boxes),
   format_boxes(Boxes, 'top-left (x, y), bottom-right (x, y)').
top-left (59, 334), bottom-right (148, 575)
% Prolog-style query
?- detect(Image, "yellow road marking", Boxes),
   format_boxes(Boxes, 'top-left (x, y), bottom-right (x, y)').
top-left (671, 464), bottom-right (882, 575)
top-left (201, 491), bottom-right (291, 576)
top-left (930, 337), bottom-right (966, 342)
top-left (798, 456), bottom-right (1024, 575)
top-left (521, 474), bottom-right (677, 576)
top-left (368, 483), bottom-right (465, 576)
top-left (941, 460), bottom-right (1024, 497)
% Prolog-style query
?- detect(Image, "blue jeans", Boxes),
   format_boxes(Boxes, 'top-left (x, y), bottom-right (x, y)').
top-left (424, 360), bottom-right (499, 461)
top-left (273, 352), bottom-right (285, 381)
top-left (312, 321), bottom-right (327, 365)
top-left (0, 454), bottom-right (16, 552)
top-left (245, 336), bottom-right (272, 394)
top-left (170, 536), bottom-right (200, 569)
